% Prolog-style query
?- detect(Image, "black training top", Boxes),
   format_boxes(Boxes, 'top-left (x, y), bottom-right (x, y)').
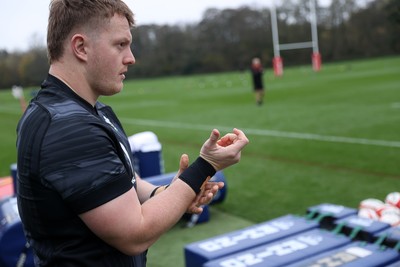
top-left (16, 75), bottom-right (146, 266)
top-left (251, 67), bottom-right (264, 90)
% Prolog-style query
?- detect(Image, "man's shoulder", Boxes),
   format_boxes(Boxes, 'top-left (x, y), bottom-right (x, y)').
top-left (37, 75), bottom-right (96, 117)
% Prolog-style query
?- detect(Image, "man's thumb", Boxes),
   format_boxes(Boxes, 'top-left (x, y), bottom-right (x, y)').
top-left (179, 154), bottom-right (189, 173)
top-left (208, 129), bottom-right (220, 144)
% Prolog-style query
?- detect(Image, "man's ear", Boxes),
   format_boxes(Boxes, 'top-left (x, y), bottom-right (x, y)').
top-left (70, 34), bottom-right (88, 62)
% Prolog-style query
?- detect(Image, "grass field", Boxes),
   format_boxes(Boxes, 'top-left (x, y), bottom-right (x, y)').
top-left (1, 56), bottom-right (399, 266)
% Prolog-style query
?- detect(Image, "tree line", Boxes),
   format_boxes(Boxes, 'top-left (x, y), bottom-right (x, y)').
top-left (0, 0), bottom-right (398, 89)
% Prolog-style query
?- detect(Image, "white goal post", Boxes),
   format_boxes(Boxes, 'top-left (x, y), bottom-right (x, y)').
top-left (270, 0), bottom-right (321, 76)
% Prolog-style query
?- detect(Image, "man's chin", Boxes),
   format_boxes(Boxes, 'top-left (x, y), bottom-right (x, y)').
top-left (102, 86), bottom-right (123, 96)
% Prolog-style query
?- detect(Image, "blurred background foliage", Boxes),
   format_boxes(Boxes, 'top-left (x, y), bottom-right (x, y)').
top-left (0, 0), bottom-right (398, 89)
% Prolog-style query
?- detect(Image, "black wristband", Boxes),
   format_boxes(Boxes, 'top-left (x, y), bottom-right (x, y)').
top-left (179, 157), bottom-right (216, 194)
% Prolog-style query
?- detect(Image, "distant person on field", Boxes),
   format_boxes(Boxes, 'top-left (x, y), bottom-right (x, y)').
top-left (11, 85), bottom-right (27, 112)
top-left (15, 0), bottom-right (249, 266)
top-left (250, 57), bottom-right (265, 106)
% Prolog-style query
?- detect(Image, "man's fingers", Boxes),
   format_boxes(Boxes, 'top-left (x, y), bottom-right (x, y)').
top-left (188, 205), bottom-right (203, 214)
top-left (216, 128), bottom-right (248, 148)
top-left (200, 176), bottom-right (211, 191)
top-left (174, 154), bottom-right (189, 181)
top-left (186, 182), bottom-right (223, 214)
top-left (233, 128), bottom-right (249, 143)
top-left (217, 133), bottom-right (238, 146)
top-left (202, 182), bottom-right (224, 192)
top-left (231, 128), bottom-right (249, 150)
top-left (179, 154), bottom-right (189, 171)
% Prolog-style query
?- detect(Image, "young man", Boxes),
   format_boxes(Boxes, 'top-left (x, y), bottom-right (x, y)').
top-left (16, 0), bottom-right (249, 266)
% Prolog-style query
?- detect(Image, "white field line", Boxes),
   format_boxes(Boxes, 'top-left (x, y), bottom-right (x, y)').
top-left (391, 103), bottom-right (400, 109)
top-left (120, 118), bottom-right (400, 149)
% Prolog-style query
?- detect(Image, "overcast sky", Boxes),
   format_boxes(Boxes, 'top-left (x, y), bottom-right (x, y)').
top-left (0, 0), bottom-right (276, 52)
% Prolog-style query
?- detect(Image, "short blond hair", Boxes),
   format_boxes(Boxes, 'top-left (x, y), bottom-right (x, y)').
top-left (47, 0), bottom-right (134, 64)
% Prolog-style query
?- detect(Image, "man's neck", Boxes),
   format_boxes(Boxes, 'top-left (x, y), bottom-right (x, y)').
top-left (49, 63), bottom-right (97, 106)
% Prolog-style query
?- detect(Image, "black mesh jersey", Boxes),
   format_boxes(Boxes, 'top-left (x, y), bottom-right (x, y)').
top-left (16, 74), bottom-right (146, 266)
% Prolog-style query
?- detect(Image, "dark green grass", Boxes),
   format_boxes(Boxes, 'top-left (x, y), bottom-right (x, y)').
top-left (1, 56), bottom-right (399, 266)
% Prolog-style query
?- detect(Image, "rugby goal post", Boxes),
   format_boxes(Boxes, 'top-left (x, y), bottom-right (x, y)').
top-left (271, 0), bottom-right (321, 76)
